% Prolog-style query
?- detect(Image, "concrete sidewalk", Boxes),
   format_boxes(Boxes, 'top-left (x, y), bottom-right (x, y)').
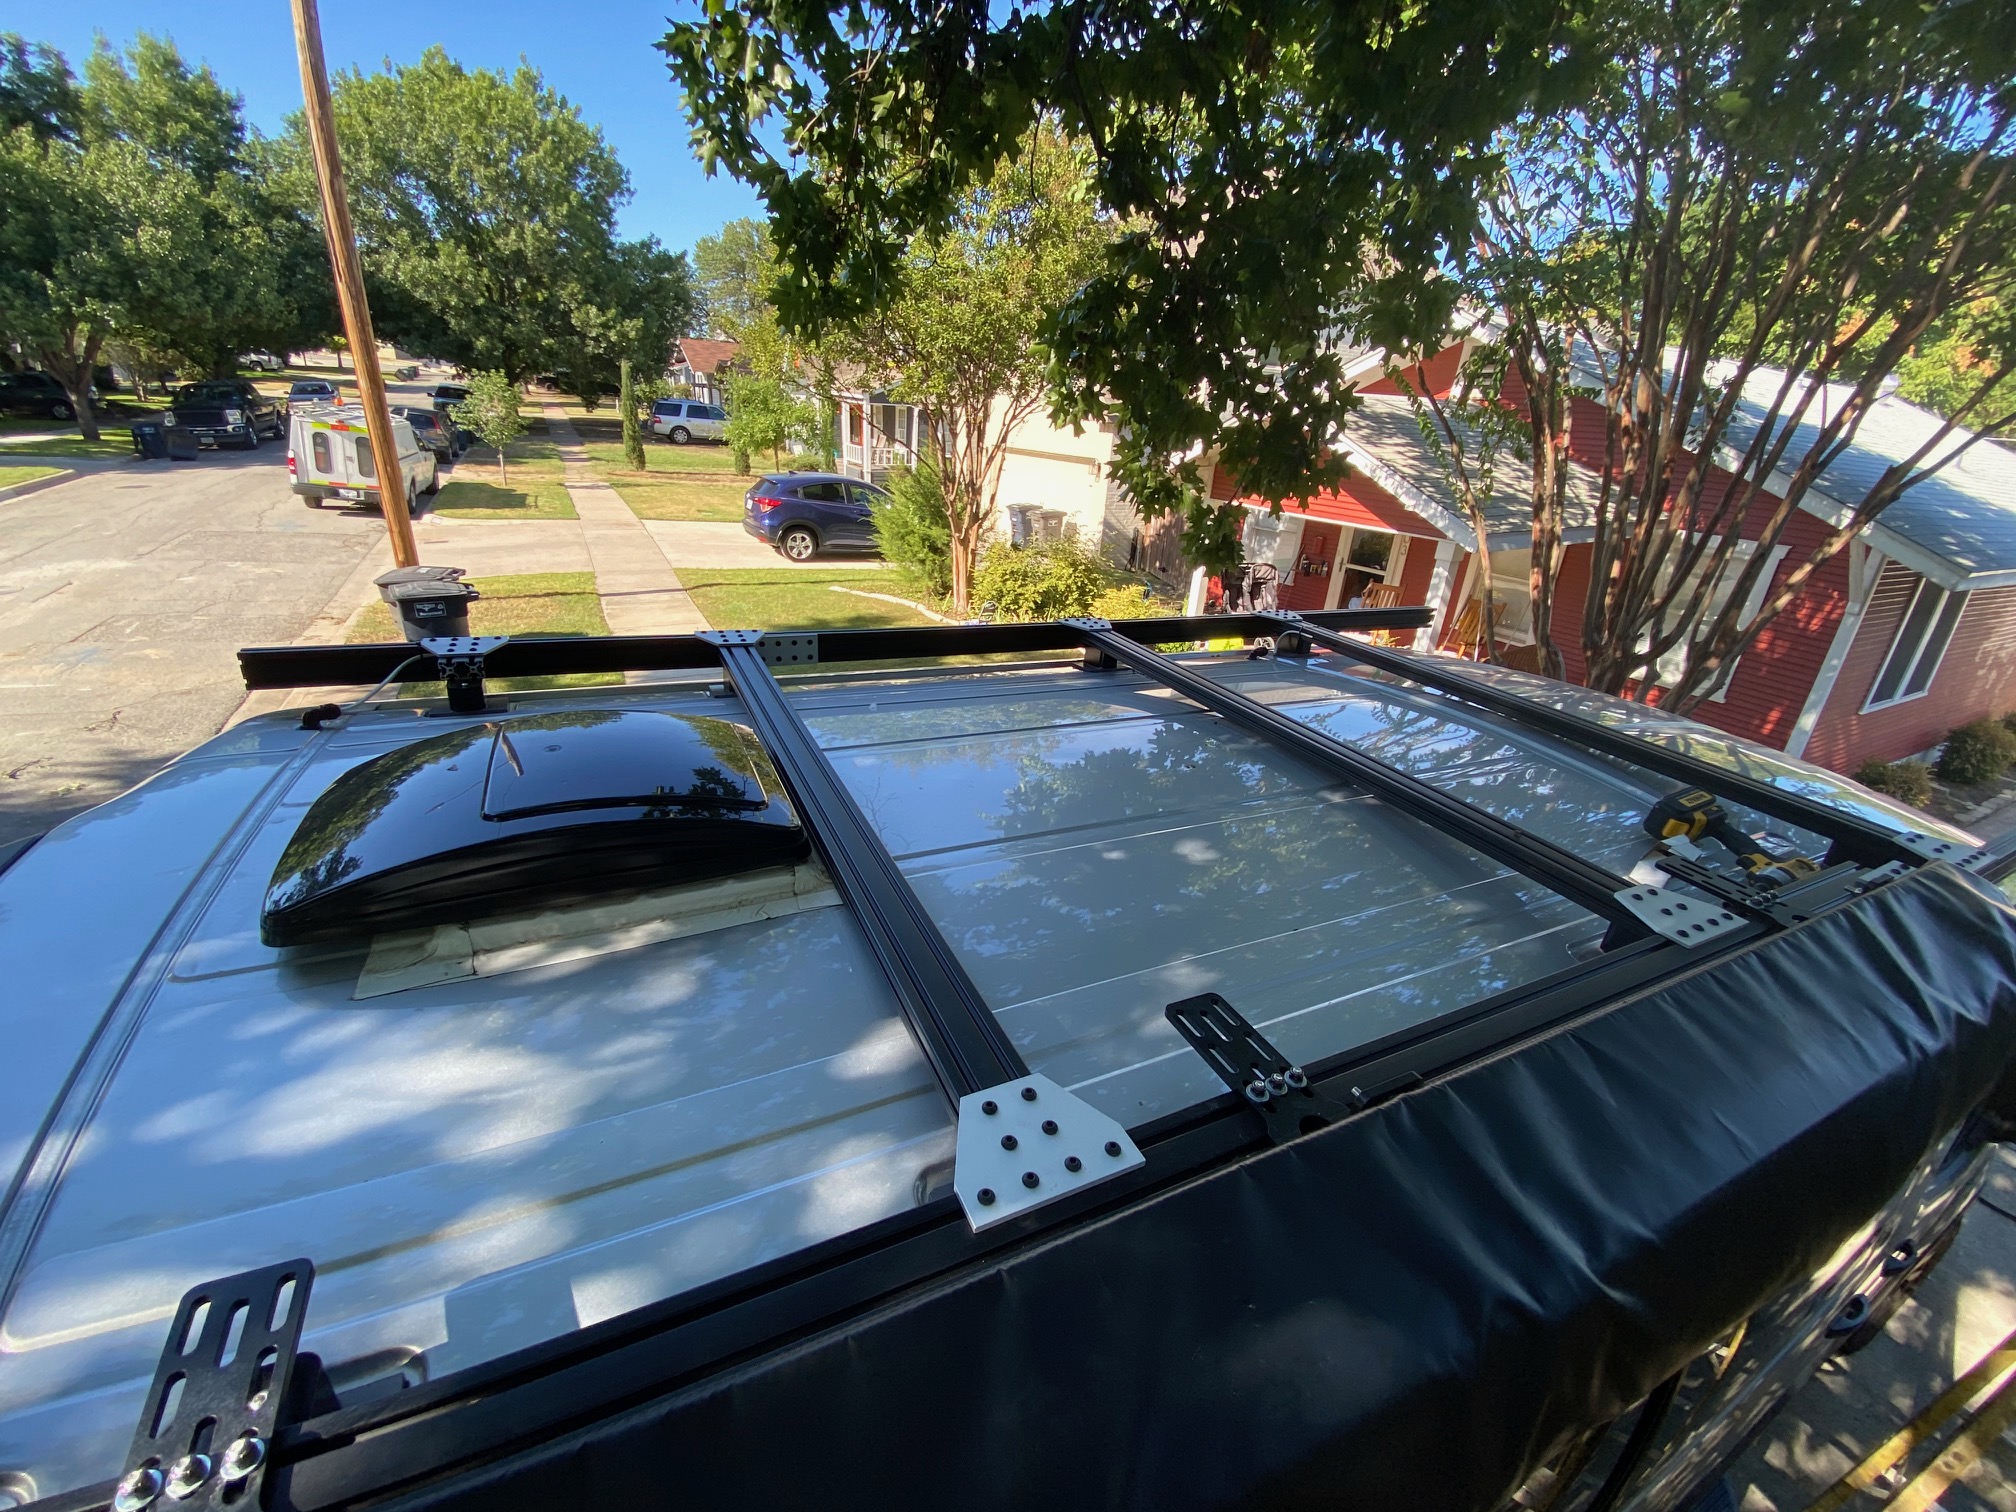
top-left (544, 404), bottom-right (709, 636)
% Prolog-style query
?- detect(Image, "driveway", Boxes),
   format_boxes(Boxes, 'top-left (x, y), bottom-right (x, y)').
top-left (642, 519), bottom-right (888, 569)
top-left (0, 449), bottom-right (386, 846)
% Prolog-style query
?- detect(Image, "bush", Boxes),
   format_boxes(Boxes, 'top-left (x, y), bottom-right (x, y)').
top-left (872, 463), bottom-right (953, 601)
top-left (1936, 719), bottom-right (2016, 785)
top-left (1088, 583), bottom-right (1180, 620)
top-left (973, 538), bottom-right (1108, 620)
top-left (2001, 710), bottom-right (2016, 738)
top-left (1854, 758), bottom-right (1934, 808)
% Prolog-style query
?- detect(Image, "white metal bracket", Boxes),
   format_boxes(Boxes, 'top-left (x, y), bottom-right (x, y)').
top-left (1612, 883), bottom-right (1746, 947)
top-left (700, 629), bottom-right (819, 669)
top-left (1889, 829), bottom-right (1987, 869)
top-left (953, 1074), bottom-right (1144, 1232)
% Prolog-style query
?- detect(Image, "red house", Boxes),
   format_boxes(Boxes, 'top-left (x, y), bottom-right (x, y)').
top-left (1204, 343), bottom-right (2016, 775)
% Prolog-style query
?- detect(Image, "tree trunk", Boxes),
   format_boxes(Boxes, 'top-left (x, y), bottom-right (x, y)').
top-left (41, 334), bottom-right (104, 442)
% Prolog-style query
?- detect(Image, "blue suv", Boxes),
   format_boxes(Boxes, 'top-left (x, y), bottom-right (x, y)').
top-left (742, 473), bottom-right (888, 561)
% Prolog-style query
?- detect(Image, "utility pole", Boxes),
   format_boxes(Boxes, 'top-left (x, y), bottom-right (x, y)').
top-left (289, 0), bottom-right (418, 567)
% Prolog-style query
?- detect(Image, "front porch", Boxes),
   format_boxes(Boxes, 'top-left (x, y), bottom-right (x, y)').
top-left (835, 396), bottom-right (922, 486)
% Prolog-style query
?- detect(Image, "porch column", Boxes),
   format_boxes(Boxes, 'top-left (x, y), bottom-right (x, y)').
top-left (1784, 542), bottom-right (1883, 759)
top-left (1418, 538), bottom-right (1463, 651)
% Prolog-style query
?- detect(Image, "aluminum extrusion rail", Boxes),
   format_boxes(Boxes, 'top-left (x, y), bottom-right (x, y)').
top-left (704, 633), bottom-right (1027, 1100)
top-left (235, 609), bottom-right (1432, 690)
top-left (1261, 615), bottom-right (1947, 871)
top-left (1063, 619), bottom-right (1654, 939)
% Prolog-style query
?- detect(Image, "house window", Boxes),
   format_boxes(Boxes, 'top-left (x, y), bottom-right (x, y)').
top-left (1646, 539), bottom-right (1787, 697)
top-left (847, 405), bottom-right (864, 447)
top-left (1865, 579), bottom-right (1966, 710)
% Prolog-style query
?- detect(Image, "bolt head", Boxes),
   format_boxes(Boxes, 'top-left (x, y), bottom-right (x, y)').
top-left (1021, 1086), bottom-right (1038, 1101)
top-left (165, 1453), bottom-right (212, 1500)
top-left (113, 1466), bottom-right (163, 1512)
top-left (1000, 1133), bottom-right (1018, 1150)
top-left (981, 1100), bottom-right (998, 1115)
top-left (1104, 1140), bottom-right (1123, 1157)
top-left (1021, 1171), bottom-right (1040, 1188)
top-left (220, 1433), bottom-right (265, 1482)
top-left (1065, 1155), bottom-right (1083, 1172)
top-left (976, 1187), bottom-right (996, 1205)
top-left (1041, 1119), bottom-right (1059, 1135)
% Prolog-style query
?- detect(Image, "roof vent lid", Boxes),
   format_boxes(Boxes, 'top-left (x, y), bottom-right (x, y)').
top-left (261, 709), bottom-right (806, 946)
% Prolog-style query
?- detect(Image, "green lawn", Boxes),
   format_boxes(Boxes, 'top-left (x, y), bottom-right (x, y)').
top-left (347, 572), bottom-right (620, 693)
top-left (427, 477), bottom-right (577, 520)
top-left (581, 438), bottom-right (746, 475)
top-left (679, 568), bottom-right (938, 633)
top-left (0, 464), bottom-right (61, 490)
top-left (0, 432), bottom-right (134, 459)
top-left (460, 425), bottom-right (564, 478)
top-left (607, 475), bottom-right (747, 521)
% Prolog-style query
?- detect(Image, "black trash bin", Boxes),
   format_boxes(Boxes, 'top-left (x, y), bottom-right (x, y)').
top-left (164, 425), bottom-right (200, 461)
top-left (374, 567), bottom-right (479, 643)
top-left (130, 421), bottom-right (168, 460)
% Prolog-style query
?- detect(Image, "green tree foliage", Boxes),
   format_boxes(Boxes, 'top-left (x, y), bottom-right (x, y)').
top-left (1894, 300), bottom-right (2016, 426)
top-left (0, 33), bottom-right (80, 142)
top-left (321, 48), bottom-right (693, 383)
top-left (458, 371), bottom-right (528, 483)
top-left (692, 218), bottom-right (774, 340)
top-left (831, 127), bottom-right (1111, 611)
top-left (1453, 0), bottom-right (2016, 708)
top-left (971, 539), bottom-right (1108, 621)
top-left (663, 0), bottom-right (1582, 570)
top-left (723, 369), bottom-right (816, 472)
top-left (871, 463), bottom-right (953, 600)
top-left (620, 357), bottom-right (646, 470)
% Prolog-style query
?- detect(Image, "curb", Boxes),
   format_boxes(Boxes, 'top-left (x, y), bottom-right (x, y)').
top-left (0, 468), bottom-right (79, 504)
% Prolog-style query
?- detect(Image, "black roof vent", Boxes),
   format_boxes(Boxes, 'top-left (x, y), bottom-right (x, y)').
top-left (261, 709), bottom-right (806, 946)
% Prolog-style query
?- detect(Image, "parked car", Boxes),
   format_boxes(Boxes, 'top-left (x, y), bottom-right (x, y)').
top-left (0, 370), bottom-right (87, 420)
top-left (427, 383), bottom-right (473, 447)
top-left (0, 611), bottom-right (2004, 1512)
top-left (648, 398), bottom-right (727, 444)
top-left (392, 404), bottom-right (458, 463)
top-left (287, 401), bottom-right (439, 507)
top-left (288, 378), bottom-right (340, 406)
top-left (161, 379), bottom-right (286, 449)
top-left (239, 351), bottom-right (285, 372)
top-left (392, 364), bottom-right (420, 381)
top-left (743, 472), bottom-right (887, 560)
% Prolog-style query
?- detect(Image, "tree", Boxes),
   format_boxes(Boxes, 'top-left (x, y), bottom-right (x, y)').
top-left (620, 357), bottom-right (645, 470)
top-left (0, 33), bottom-right (80, 142)
top-left (458, 370), bottom-right (527, 482)
top-left (663, 0), bottom-right (1584, 570)
top-left (692, 218), bottom-right (775, 340)
top-left (833, 127), bottom-right (1111, 611)
top-left (722, 369), bottom-right (814, 472)
top-left (1462, 0), bottom-right (2016, 708)
top-left (320, 48), bottom-right (688, 385)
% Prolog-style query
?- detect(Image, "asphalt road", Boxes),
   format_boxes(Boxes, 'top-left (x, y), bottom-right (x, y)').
top-left (0, 445), bottom-right (388, 847)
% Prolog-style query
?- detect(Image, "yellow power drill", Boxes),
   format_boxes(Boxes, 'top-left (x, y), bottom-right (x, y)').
top-left (1643, 788), bottom-right (1821, 886)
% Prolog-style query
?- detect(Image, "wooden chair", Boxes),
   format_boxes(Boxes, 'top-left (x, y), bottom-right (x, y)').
top-left (1356, 581), bottom-right (1408, 645)
top-left (1446, 598), bottom-right (1485, 659)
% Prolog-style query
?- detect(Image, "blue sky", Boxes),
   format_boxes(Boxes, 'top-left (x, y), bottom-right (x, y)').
top-left (2, 1), bottom-right (767, 255)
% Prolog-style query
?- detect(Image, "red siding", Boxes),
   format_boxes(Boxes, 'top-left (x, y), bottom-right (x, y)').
top-left (1395, 535), bottom-right (1437, 606)
top-left (1290, 474), bottom-right (1448, 538)
top-left (1361, 342), bottom-right (1465, 400)
top-left (1802, 568), bottom-right (2016, 769)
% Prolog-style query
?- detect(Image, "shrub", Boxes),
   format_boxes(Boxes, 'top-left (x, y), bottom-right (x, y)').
top-left (1853, 758), bottom-right (1934, 808)
top-left (872, 463), bottom-right (953, 601)
top-left (2001, 710), bottom-right (2016, 738)
top-left (973, 538), bottom-right (1108, 620)
top-left (1935, 719), bottom-right (2016, 785)
top-left (1088, 583), bottom-right (1180, 620)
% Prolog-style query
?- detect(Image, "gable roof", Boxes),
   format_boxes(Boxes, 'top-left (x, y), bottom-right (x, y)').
top-left (673, 338), bottom-right (741, 375)
top-left (1711, 371), bottom-right (2016, 591)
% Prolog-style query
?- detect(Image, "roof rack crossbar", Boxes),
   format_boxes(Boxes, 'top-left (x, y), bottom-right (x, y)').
top-left (1257, 615), bottom-right (1937, 871)
top-left (234, 609), bottom-right (1432, 691)
top-left (703, 634), bottom-right (1027, 1101)
top-left (1059, 619), bottom-right (1653, 939)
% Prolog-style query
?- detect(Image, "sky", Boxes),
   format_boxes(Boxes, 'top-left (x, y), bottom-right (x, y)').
top-left (0, 0), bottom-right (767, 256)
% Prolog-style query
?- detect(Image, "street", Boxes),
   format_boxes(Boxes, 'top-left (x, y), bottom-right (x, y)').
top-left (0, 447), bottom-right (384, 846)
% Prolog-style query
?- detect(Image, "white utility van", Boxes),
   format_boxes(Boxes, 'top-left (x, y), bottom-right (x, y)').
top-left (287, 402), bottom-right (440, 508)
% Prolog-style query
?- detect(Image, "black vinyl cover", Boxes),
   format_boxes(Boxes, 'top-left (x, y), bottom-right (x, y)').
top-left (381, 864), bottom-right (2016, 1512)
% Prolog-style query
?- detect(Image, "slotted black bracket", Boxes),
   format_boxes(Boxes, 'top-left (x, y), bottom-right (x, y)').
top-left (114, 1259), bottom-right (314, 1511)
top-left (1166, 993), bottom-right (1356, 1145)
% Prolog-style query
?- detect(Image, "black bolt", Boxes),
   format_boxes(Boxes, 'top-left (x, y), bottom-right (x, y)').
top-left (981, 1100), bottom-right (998, 1115)
top-left (1022, 1171), bottom-right (1040, 1188)
top-left (1041, 1119), bottom-right (1059, 1135)
top-left (1065, 1156), bottom-right (1083, 1172)
top-left (1021, 1086), bottom-right (1038, 1102)
top-left (1000, 1134), bottom-right (1018, 1150)
top-left (1104, 1140), bottom-right (1122, 1157)
top-left (977, 1188), bottom-right (996, 1206)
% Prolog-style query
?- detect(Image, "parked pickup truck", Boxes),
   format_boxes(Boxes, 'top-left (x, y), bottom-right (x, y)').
top-left (0, 613), bottom-right (2010, 1512)
top-left (161, 379), bottom-right (285, 449)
